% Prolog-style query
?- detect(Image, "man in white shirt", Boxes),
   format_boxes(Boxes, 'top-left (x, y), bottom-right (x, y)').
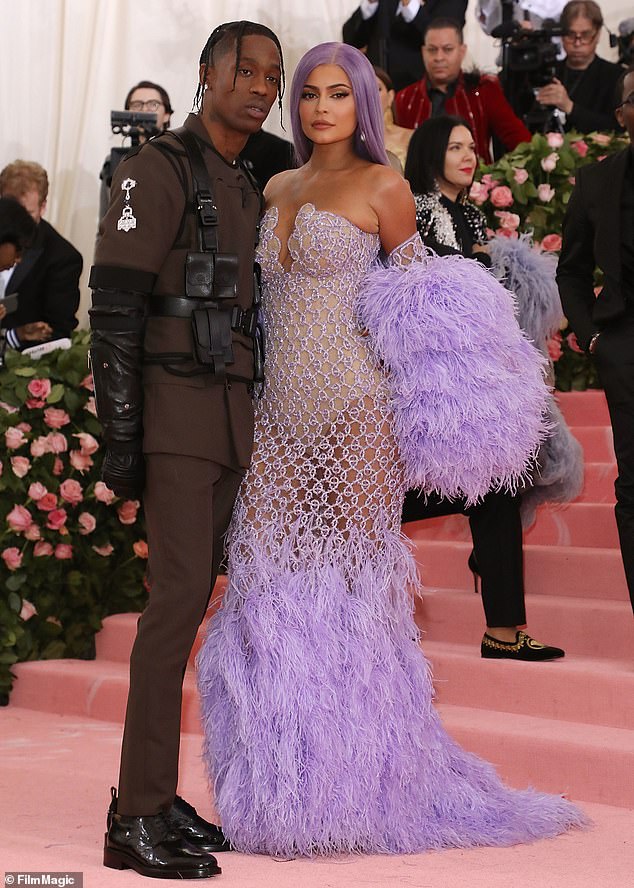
top-left (343, 0), bottom-right (468, 91)
top-left (477, 0), bottom-right (567, 34)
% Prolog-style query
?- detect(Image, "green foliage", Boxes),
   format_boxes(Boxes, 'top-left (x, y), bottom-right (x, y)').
top-left (0, 332), bottom-right (148, 701)
top-left (471, 131), bottom-right (628, 391)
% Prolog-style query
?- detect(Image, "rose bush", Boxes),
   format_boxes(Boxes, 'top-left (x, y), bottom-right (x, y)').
top-left (473, 130), bottom-right (629, 390)
top-left (0, 332), bottom-right (148, 703)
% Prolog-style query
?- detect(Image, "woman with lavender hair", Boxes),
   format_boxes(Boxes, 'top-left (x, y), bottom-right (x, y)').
top-left (197, 41), bottom-right (586, 857)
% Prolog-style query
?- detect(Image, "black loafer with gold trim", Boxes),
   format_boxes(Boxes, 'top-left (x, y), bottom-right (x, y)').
top-left (481, 630), bottom-right (565, 661)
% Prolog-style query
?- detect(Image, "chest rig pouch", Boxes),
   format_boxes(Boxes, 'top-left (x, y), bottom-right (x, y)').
top-left (147, 127), bottom-right (264, 386)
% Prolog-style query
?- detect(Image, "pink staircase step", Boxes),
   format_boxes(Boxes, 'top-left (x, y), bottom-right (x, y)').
top-left (556, 390), bottom-right (610, 426)
top-left (575, 462), bottom-right (616, 503)
top-left (438, 704), bottom-right (634, 809)
top-left (572, 426), bottom-right (615, 462)
top-left (425, 641), bottom-right (634, 730)
top-left (416, 588), bottom-right (634, 661)
top-left (408, 538), bottom-right (630, 602)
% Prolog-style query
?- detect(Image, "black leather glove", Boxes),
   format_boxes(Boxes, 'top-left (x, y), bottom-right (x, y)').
top-left (102, 450), bottom-right (145, 500)
top-left (89, 286), bottom-right (147, 499)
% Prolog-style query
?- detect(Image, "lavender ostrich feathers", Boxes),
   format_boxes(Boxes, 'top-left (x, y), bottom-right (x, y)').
top-left (358, 253), bottom-right (551, 504)
top-left (197, 525), bottom-right (587, 857)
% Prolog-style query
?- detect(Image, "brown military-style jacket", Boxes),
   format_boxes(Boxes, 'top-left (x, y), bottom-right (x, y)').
top-left (94, 113), bottom-right (261, 470)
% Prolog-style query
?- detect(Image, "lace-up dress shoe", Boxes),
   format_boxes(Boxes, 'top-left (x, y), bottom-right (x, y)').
top-left (104, 812), bottom-right (221, 879)
top-left (169, 795), bottom-right (232, 853)
top-left (481, 630), bottom-right (565, 661)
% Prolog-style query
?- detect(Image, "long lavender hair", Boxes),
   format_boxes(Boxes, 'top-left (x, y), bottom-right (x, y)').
top-left (290, 43), bottom-right (389, 167)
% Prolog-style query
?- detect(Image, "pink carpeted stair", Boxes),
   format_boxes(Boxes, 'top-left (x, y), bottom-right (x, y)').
top-left (8, 390), bottom-right (634, 813)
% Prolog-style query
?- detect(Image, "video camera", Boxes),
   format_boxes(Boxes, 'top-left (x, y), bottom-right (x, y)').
top-left (110, 110), bottom-right (160, 145)
top-left (493, 10), bottom-right (564, 132)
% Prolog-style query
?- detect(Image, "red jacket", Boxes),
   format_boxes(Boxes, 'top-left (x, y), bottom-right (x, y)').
top-left (394, 72), bottom-right (531, 163)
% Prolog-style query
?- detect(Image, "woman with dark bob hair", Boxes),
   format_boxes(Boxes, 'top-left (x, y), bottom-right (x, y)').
top-left (197, 43), bottom-right (585, 857)
top-left (403, 114), bottom-right (578, 660)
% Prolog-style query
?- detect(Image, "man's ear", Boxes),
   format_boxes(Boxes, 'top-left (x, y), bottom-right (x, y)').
top-left (40, 199), bottom-right (47, 217)
top-left (199, 62), bottom-right (213, 91)
top-left (459, 43), bottom-right (467, 64)
top-left (615, 105), bottom-right (624, 128)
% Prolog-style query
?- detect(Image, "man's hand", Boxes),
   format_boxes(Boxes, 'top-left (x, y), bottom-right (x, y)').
top-left (536, 78), bottom-right (573, 114)
top-left (102, 450), bottom-right (145, 500)
top-left (16, 321), bottom-right (53, 341)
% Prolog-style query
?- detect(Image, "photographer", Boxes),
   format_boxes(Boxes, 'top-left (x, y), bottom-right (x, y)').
top-left (477, 1), bottom-right (567, 34)
top-left (99, 80), bottom-right (173, 219)
top-left (536, 1), bottom-right (623, 132)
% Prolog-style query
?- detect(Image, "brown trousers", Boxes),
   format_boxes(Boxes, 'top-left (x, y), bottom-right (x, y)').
top-left (117, 453), bottom-right (243, 815)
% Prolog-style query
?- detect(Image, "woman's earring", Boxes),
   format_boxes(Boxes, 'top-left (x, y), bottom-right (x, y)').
top-left (360, 131), bottom-right (367, 142)
top-left (433, 178), bottom-right (441, 193)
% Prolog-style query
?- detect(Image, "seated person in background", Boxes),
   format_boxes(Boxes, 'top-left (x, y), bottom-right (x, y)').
top-left (342, 0), bottom-right (468, 91)
top-left (402, 114), bottom-right (581, 659)
top-left (240, 129), bottom-right (295, 192)
top-left (375, 66), bottom-right (414, 169)
top-left (0, 161), bottom-right (82, 349)
top-left (394, 18), bottom-right (531, 161)
top-left (99, 80), bottom-right (173, 219)
top-left (536, 1), bottom-right (623, 132)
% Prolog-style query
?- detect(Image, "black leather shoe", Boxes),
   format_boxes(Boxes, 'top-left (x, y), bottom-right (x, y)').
top-left (481, 630), bottom-right (565, 661)
top-left (169, 795), bottom-right (232, 853)
top-left (104, 811), bottom-right (221, 879)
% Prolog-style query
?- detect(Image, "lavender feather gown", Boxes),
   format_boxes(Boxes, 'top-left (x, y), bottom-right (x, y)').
top-left (197, 204), bottom-right (586, 856)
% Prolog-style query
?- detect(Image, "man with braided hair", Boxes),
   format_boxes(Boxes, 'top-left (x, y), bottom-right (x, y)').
top-left (93, 21), bottom-right (284, 879)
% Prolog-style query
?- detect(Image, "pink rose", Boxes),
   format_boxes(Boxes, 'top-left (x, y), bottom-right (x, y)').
top-left (26, 398), bottom-right (46, 409)
top-left (133, 540), bottom-right (149, 559)
top-left (20, 599), bottom-right (38, 619)
top-left (7, 504), bottom-right (33, 533)
top-left (78, 512), bottom-right (97, 535)
top-left (44, 407), bottom-right (71, 429)
top-left (24, 523), bottom-right (41, 541)
top-left (118, 499), bottom-right (140, 525)
top-left (94, 481), bottom-right (116, 505)
top-left (5, 427), bottom-right (26, 450)
top-left (571, 139), bottom-right (588, 157)
top-left (512, 168), bottom-right (529, 184)
top-left (80, 374), bottom-right (94, 392)
top-left (489, 185), bottom-right (514, 208)
top-left (547, 332), bottom-right (563, 362)
top-left (468, 181), bottom-right (488, 205)
top-left (566, 332), bottom-right (584, 354)
top-left (53, 457), bottom-right (64, 476)
top-left (495, 211), bottom-right (520, 231)
top-left (73, 432), bottom-right (99, 455)
top-left (597, 155), bottom-right (607, 162)
top-left (54, 543), bottom-right (73, 560)
top-left (30, 436), bottom-right (48, 458)
top-left (0, 459), bottom-right (3, 476)
top-left (46, 508), bottom-right (68, 531)
top-left (17, 422), bottom-right (31, 434)
top-left (28, 482), bottom-right (48, 501)
top-left (0, 400), bottom-right (18, 414)
top-left (27, 378), bottom-right (52, 400)
top-left (540, 152), bottom-right (559, 172)
top-left (69, 450), bottom-right (93, 473)
top-left (537, 183), bottom-right (555, 202)
top-left (37, 493), bottom-right (58, 512)
top-left (546, 132), bottom-right (564, 148)
top-left (11, 456), bottom-right (31, 478)
top-left (84, 397), bottom-right (97, 417)
top-left (568, 176), bottom-right (576, 186)
top-left (93, 543), bottom-right (114, 557)
top-left (45, 432), bottom-right (68, 454)
top-left (541, 233), bottom-right (562, 252)
top-left (34, 541), bottom-right (54, 557)
top-left (2, 547), bottom-right (23, 571)
top-left (60, 478), bottom-right (83, 506)
top-left (496, 228), bottom-right (519, 239)
top-left (481, 173), bottom-right (495, 188)
top-left (590, 132), bottom-right (611, 146)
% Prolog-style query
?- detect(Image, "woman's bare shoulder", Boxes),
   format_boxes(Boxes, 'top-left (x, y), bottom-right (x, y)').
top-left (263, 168), bottom-right (302, 208)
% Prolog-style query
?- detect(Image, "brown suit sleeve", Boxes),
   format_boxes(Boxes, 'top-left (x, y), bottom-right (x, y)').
top-left (95, 142), bottom-right (186, 278)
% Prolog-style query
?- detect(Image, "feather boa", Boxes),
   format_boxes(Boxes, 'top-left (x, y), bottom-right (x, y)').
top-left (358, 253), bottom-right (550, 504)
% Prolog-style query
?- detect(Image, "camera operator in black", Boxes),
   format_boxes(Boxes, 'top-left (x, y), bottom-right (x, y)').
top-left (90, 21), bottom-right (284, 880)
top-left (536, 1), bottom-right (623, 132)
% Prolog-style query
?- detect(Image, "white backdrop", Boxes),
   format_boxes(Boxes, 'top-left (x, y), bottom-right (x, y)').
top-left (2, 0), bottom-right (627, 323)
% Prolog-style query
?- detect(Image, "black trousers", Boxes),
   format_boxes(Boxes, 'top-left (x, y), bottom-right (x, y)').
top-left (593, 317), bottom-right (634, 613)
top-left (402, 489), bottom-right (526, 628)
top-left (117, 454), bottom-right (243, 816)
